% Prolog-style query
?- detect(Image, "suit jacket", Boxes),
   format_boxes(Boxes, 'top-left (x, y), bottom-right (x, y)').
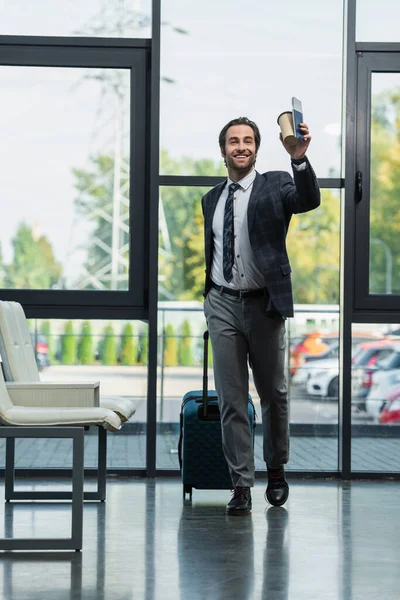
top-left (202, 157), bottom-right (320, 318)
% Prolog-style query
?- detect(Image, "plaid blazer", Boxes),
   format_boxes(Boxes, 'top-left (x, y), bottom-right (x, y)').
top-left (201, 157), bottom-right (320, 318)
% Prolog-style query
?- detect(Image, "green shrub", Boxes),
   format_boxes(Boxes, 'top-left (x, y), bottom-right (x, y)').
top-left (78, 321), bottom-right (94, 365)
top-left (178, 319), bottom-right (193, 366)
top-left (164, 324), bottom-right (178, 366)
top-left (120, 322), bottom-right (138, 365)
top-left (138, 330), bottom-right (148, 365)
top-left (61, 321), bottom-right (77, 365)
top-left (102, 324), bottom-right (117, 365)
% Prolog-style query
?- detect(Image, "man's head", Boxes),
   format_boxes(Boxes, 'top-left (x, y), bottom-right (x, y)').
top-left (219, 117), bottom-right (261, 177)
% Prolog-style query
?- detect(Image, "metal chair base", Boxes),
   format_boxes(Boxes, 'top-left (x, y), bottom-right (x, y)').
top-left (5, 426), bottom-right (106, 502)
top-left (0, 426), bottom-right (84, 551)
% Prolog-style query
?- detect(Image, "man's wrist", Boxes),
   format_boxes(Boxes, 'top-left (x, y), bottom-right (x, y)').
top-left (291, 157), bottom-right (307, 164)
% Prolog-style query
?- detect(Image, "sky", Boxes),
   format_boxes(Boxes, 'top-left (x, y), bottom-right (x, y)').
top-left (0, 0), bottom-right (400, 286)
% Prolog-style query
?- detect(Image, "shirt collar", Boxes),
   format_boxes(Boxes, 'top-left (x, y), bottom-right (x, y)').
top-left (227, 168), bottom-right (256, 192)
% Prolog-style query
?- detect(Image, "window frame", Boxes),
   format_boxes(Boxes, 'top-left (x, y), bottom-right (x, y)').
top-left (0, 37), bottom-right (150, 320)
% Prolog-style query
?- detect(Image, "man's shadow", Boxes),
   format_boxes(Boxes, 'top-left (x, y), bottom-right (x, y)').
top-left (262, 506), bottom-right (289, 599)
top-left (177, 503), bottom-right (254, 600)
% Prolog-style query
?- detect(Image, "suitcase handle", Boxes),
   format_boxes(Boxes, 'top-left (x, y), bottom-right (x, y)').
top-left (203, 331), bottom-right (209, 417)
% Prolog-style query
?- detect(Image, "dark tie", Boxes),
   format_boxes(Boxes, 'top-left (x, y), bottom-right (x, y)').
top-left (223, 182), bottom-right (241, 283)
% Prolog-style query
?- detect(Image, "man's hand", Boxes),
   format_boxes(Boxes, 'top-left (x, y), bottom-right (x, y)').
top-left (280, 123), bottom-right (311, 160)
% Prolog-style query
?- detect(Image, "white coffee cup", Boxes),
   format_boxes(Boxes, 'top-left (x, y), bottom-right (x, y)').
top-left (277, 111), bottom-right (298, 146)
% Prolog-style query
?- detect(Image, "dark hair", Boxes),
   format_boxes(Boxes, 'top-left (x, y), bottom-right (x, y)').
top-left (218, 117), bottom-right (261, 153)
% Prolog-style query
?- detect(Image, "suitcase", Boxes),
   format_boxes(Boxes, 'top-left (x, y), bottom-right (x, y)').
top-left (178, 331), bottom-right (255, 500)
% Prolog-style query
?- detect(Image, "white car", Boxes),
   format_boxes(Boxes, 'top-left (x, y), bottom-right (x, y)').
top-left (306, 358), bottom-right (339, 398)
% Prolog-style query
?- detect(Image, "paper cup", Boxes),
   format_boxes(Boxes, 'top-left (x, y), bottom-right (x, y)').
top-left (277, 111), bottom-right (298, 146)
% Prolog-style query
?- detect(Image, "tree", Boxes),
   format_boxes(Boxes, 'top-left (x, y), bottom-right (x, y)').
top-left (368, 88), bottom-right (400, 294)
top-left (120, 322), bottom-right (138, 366)
top-left (178, 319), bottom-right (193, 366)
top-left (78, 321), bottom-right (94, 365)
top-left (159, 150), bottom-right (225, 301)
top-left (5, 223), bottom-right (62, 289)
top-left (61, 321), bottom-right (77, 365)
top-left (137, 329), bottom-right (148, 365)
top-left (164, 324), bottom-right (178, 366)
top-left (102, 324), bottom-right (117, 365)
top-left (286, 189), bottom-right (340, 304)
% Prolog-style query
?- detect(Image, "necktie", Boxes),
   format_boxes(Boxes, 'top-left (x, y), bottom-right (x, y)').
top-left (223, 182), bottom-right (241, 283)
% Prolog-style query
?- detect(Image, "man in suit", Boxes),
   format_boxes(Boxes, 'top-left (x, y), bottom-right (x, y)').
top-left (202, 116), bottom-right (320, 515)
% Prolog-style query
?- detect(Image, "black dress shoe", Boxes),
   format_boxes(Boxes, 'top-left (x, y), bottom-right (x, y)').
top-left (226, 486), bottom-right (252, 515)
top-left (265, 467), bottom-right (289, 507)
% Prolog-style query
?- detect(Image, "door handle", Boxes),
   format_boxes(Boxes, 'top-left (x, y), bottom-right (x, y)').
top-left (355, 171), bottom-right (362, 204)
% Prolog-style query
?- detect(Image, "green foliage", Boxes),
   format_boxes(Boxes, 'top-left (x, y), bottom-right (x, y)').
top-left (120, 322), bottom-right (138, 366)
top-left (5, 223), bottom-right (62, 289)
top-left (137, 329), bottom-right (148, 365)
top-left (368, 88), bottom-right (400, 294)
top-left (178, 319), bottom-right (193, 366)
top-left (159, 150), bottom-right (225, 301)
top-left (40, 321), bottom-right (55, 362)
top-left (287, 189), bottom-right (340, 304)
top-left (78, 321), bottom-right (94, 365)
top-left (61, 321), bottom-right (77, 365)
top-left (164, 324), bottom-right (178, 366)
top-left (102, 324), bottom-right (117, 365)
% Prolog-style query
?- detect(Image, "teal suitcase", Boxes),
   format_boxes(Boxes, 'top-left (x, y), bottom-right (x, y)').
top-left (178, 332), bottom-right (255, 500)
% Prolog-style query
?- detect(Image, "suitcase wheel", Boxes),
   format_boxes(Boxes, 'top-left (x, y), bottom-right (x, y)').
top-left (183, 484), bottom-right (192, 500)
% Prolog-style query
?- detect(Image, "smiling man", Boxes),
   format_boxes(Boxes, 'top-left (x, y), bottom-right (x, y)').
top-left (202, 116), bottom-right (320, 515)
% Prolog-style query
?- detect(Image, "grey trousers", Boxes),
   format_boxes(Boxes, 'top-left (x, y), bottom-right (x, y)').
top-left (204, 287), bottom-right (289, 487)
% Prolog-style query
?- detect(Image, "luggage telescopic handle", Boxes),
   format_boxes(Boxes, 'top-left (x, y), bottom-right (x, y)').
top-left (203, 331), bottom-right (209, 417)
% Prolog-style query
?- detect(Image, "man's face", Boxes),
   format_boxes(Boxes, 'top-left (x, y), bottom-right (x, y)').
top-left (222, 124), bottom-right (257, 172)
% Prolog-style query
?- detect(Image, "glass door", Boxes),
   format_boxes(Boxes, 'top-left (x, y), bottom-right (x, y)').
top-left (355, 53), bottom-right (400, 310)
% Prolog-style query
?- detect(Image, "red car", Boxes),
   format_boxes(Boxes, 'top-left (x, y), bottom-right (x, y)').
top-left (378, 384), bottom-right (400, 424)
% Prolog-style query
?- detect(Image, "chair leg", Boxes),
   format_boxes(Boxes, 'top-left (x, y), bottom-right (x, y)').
top-left (5, 437), bottom-right (15, 501)
top-left (97, 426), bottom-right (107, 502)
top-left (4, 426), bottom-right (107, 502)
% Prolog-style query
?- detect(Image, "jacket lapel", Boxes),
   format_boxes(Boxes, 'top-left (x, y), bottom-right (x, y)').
top-left (205, 180), bottom-right (227, 267)
top-left (247, 172), bottom-right (267, 234)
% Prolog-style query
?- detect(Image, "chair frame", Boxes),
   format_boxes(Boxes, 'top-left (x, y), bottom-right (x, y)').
top-left (0, 426), bottom-right (84, 551)
top-left (4, 425), bottom-right (107, 502)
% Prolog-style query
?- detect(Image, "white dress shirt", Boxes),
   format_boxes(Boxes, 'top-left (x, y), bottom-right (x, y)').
top-left (211, 168), bottom-right (265, 290)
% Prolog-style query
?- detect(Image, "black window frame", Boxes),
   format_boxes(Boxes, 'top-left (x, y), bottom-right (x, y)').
top-left (0, 36), bottom-right (150, 320)
top-left (354, 50), bottom-right (400, 313)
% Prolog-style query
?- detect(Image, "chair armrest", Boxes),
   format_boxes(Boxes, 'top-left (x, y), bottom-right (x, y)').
top-left (6, 381), bottom-right (100, 408)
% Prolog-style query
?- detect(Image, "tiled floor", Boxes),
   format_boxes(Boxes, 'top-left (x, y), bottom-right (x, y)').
top-left (0, 478), bottom-right (399, 599)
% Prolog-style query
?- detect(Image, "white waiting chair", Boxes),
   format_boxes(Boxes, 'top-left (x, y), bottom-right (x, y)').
top-left (0, 301), bottom-right (136, 422)
top-left (0, 301), bottom-right (131, 502)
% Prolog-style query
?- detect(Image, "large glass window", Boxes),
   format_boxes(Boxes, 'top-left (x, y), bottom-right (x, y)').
top-left (356, 0), bottom-right (400, 42)
top-left (0, 1), bottom-right (151, 38)
top-left (369, 73), bottom-right (400, 295)
top-left (0, 66), bottom-right (131, 292)
top-left (351, 322), bottom-right (400, 473)
top-left (157, 188), bottom-right (340, 471)
top-left (160, 0), bottom-right (343, 178)
top-left (0, 318), bottom-right (148, 469)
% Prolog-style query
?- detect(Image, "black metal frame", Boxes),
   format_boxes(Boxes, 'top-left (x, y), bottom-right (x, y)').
top-left (0, 427), bottom-right (84, 552)
top-left (354, 50), bottom-right (400, 313)
top-left (0, 36), bottom-right (150, 321)
top-left (1, 0), bottom-right (400, 481)
top-left (4, 425), bottom-right (107, 502)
